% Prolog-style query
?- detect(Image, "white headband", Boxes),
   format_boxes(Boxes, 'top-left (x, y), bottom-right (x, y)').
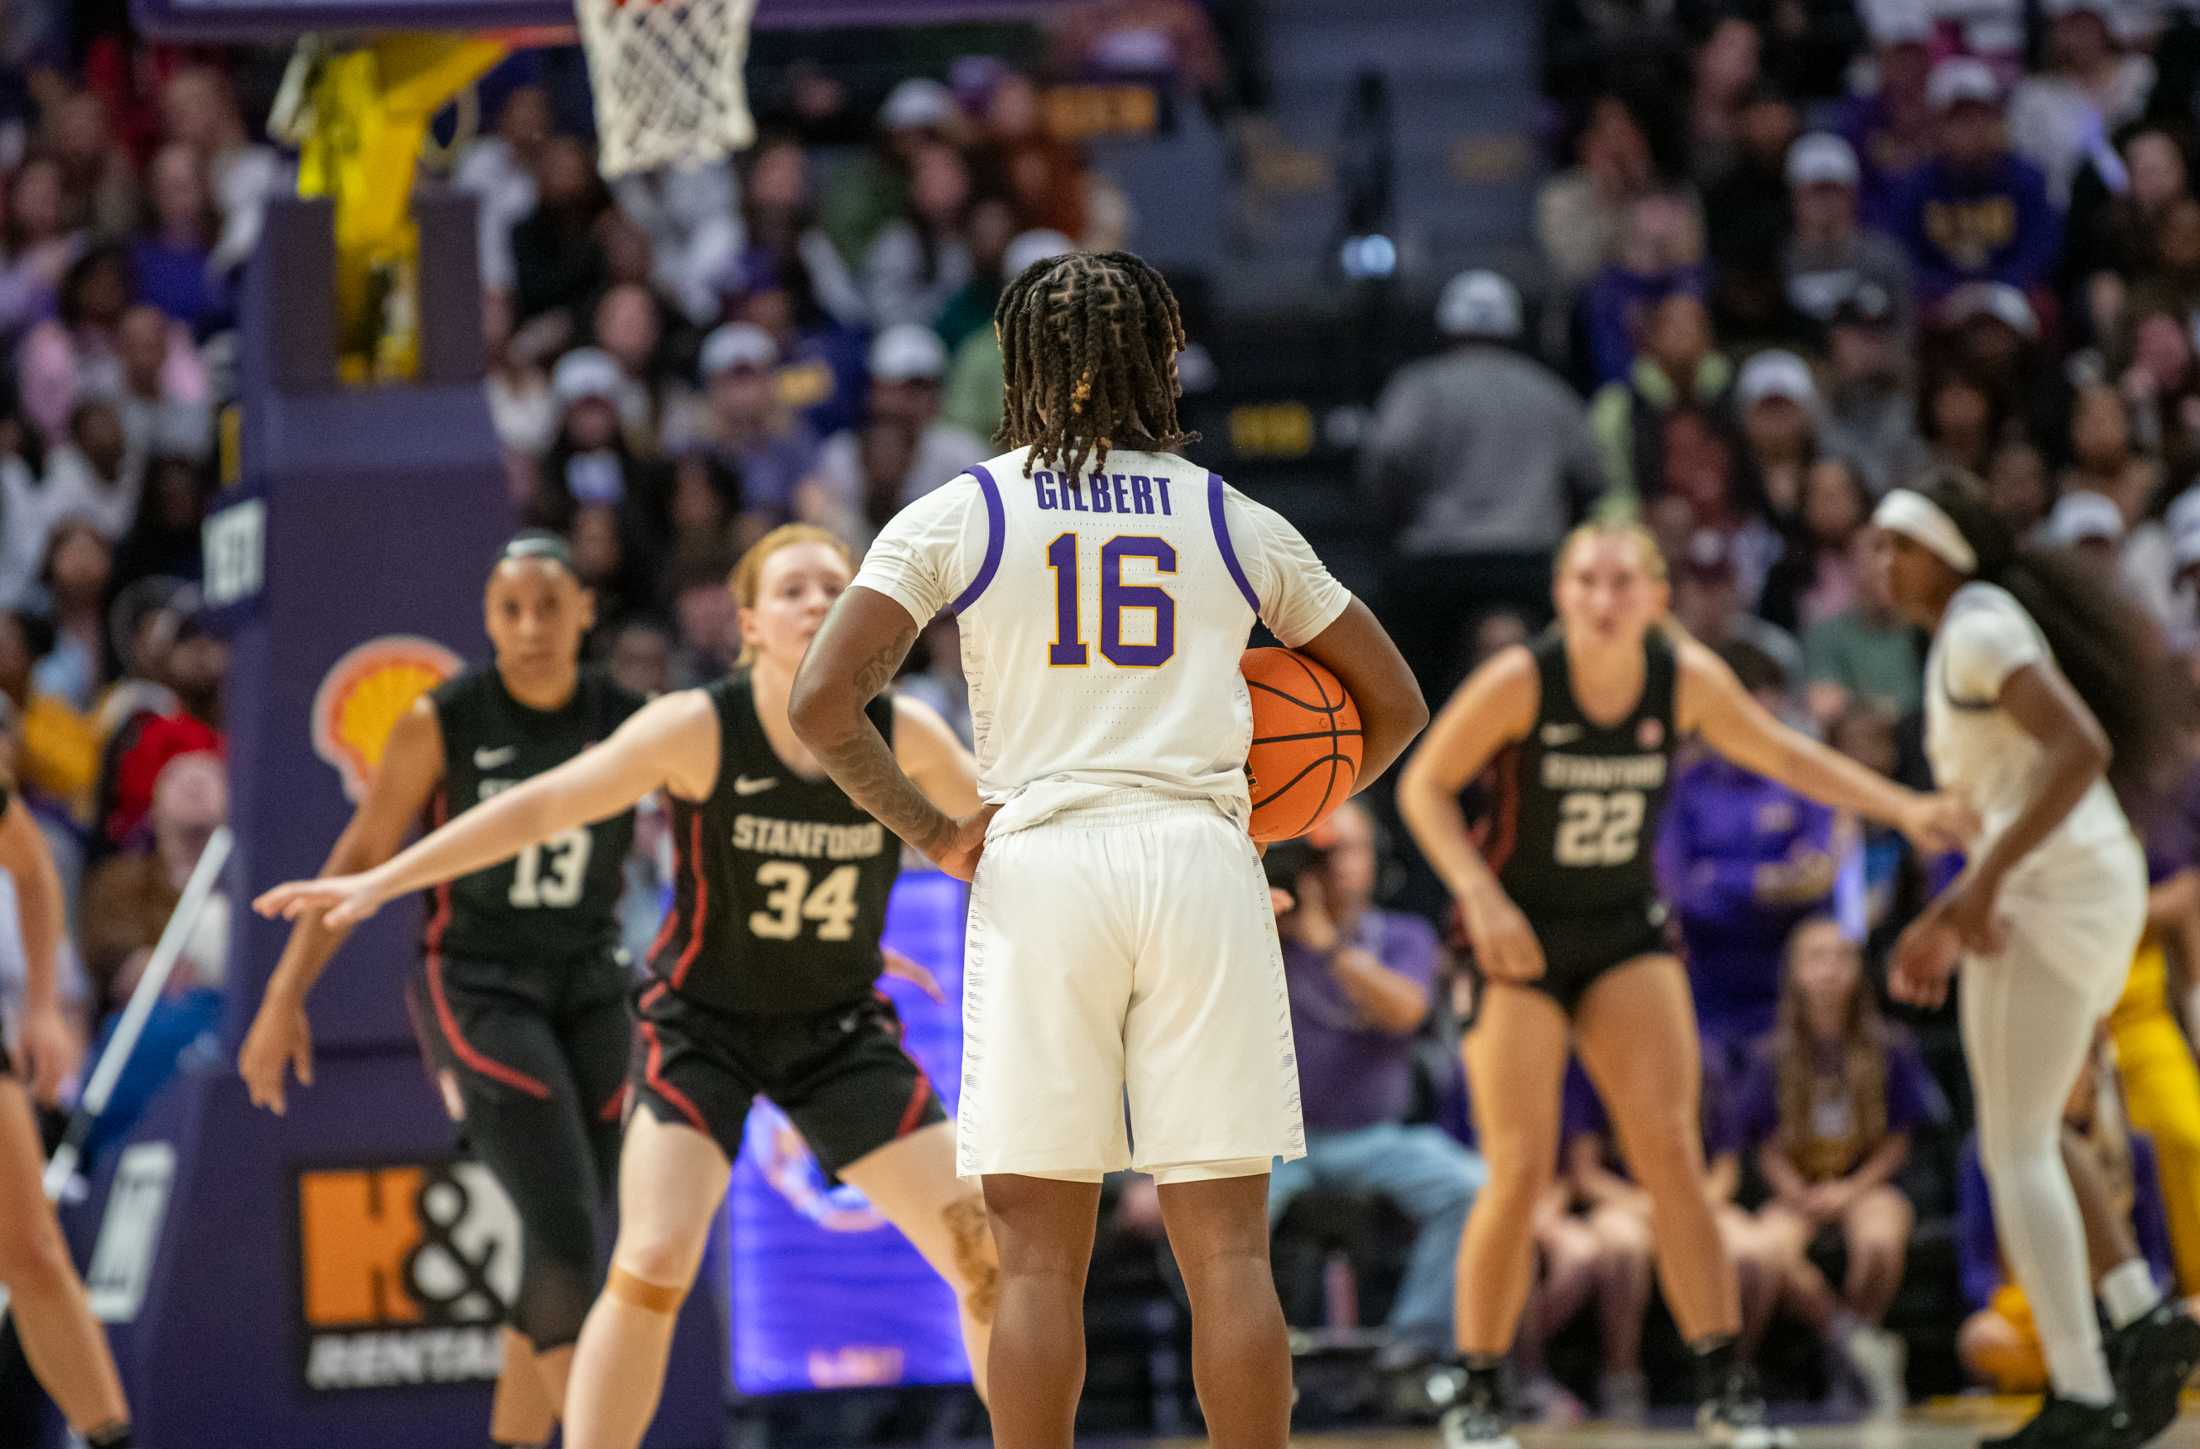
top-left (1873, 488), bottom-right (1978, 574)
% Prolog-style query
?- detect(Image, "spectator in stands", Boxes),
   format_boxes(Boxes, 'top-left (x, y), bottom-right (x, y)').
top-left (2008, 0), bottom-right (2153, 208)
top-left (1536, 93), bottom-right (1659, 295)
top-left (41, 395), bottom-right (140, 544)
top-left (0, 416), bottom-right (42, 609)
top-left (1958, 1044), bottom-right (2179, 1392)
top-left (589, 281), bottom-right (679, 455)
top-left (1590, 291), bottom-right (1731, 502)
top-left (532, 347), bottom-right (665, 533)
top-left (1733, 349), bottom-right (1820, 526)
top-left (112, 303), bottom-right (210, 465)
top-left (1827, 702), bottom-right (1916, 945)
top-left (1703, 87), bottom-right (1801, 341)
top-left (1656, 640), bottom-right (1841, 1062)
top-left (668, 557), bottom-right (740, 686)
top-left (158, 66), bottom-right (281, 279)
top-left (862, 141), bottom-right (975, 331)
top-left (674, 322), bottom-right (818, 529)
top-left (114, 456), bottom-right (205, 590)
top-left (2118, 307), bottom-right (2200, 489)
top-left (968, 69), bottom-right (1088, 242)
top-left (1744, 917), bottom-right (1937, 1417)
top-left (17, 242), bottom-right (134, 449)
top-left (608, 153), bottom-right (740, 329)
top-left (1760, 454), bottom-right (1871, 636)
top-left (509, 135), bottom-right (610, 328)
top-left (0, 154), bottom-right (80, 336)
top-left (944, 228), bottom-right (1072, 441)
top-left (1267, 801), bottom-right (1482, 1363)
top-left (482, 287), bottom-right (555, 458)
top-left (0, 609), bottom-right (95, 821)
top-left (44, 90), bottom-right (138, 239)
top-left (78, 749), bottom-right (226, 1007)
top-left (32, 518), bottom-right (113, 713)
top-left (1783, 133), bottom-right (1914, 338)
top-left (822, 77), bottom-right (961, 272)
top-left (605, 615), bottom-right (673, 699)
top-left (931, 194), bottom-right (1018, 352)
top-left (733, 134), bottom-right (866, 330)
top-left (800, 323), bottom-right (984, 545)
top-left (1887, 59), bottom-right (2062, 305)
top-left (1364, 269), bottom-right (1606, 559)
top-left (724, 252), bottom-right (869, 440)
top-left (1583, 191), bottom-right (1709, 386)
top-left (2067, 124), bottom-right (2189, 341)
top-left (1839, 6), bottom-right (1936, 203)
top-left (101, 603), bottom-right (223, 850)
top-left (1918, 366), bottom-right (2008, 477)
top-left (1801, 525), bottom-right (1920, 732)
top-left (1689, 17), bottom-right (1766, 184)
top-left (1562, 1050), bottom-right (1773, 1423)
top-left (1946, 280), bottom-right (2069, 448)
top-left (1987, 437), bottom-right (2053, 535)
top-left (131, 142), bottom-right (226, 336)
top-left (1668, 475), bottom-right (1788, 636)
top-left (567, 501), bottom-right (651, 632)
top-left (1819, 283), bottom-right (1927, 492)
top-left (453, 85), bottom-right (552, 298)
top-left (2130, 194), bottom-right (2200, 332)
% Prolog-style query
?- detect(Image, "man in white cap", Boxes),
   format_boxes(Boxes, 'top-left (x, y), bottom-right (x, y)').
top-left (2009, 0), bottom-right (2154, 206)
top-left (1782, 132), bottom-right (1914, 332)
top-left (1887, 58), bottom-right (2062, 303)
top-left (2040, 487), bottom-right (2127, 568)
top-left (1363, 268), bottom-right (1608, 686)
top-left (801, 323), bottom-right (987, 544)
top-left (1735, 349), bottom-right (1821, 515)
top-left (667, 322), bottom-right (820, 520)
top-left (822, 77), bottom-right (963, 269)
top-left (943, 230), bottom-right (1074, 439)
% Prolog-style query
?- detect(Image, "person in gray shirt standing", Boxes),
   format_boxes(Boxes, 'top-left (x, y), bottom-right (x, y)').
top-left (1361, 270), bottom-right (1608, 690)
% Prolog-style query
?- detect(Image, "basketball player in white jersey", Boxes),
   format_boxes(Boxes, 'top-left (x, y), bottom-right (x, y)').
top-left (1877, 470), bottom-right (2199, 1449)
top-left (789, 250), bottom-right (1429, 1449)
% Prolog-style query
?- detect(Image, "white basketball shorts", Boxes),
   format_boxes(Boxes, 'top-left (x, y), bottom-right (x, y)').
top-left (956, 793), bottom-right (1306, 1185)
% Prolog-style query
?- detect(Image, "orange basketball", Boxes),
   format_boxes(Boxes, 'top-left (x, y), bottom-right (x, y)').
top-left (1243, 647), bottom-right (1364, 843)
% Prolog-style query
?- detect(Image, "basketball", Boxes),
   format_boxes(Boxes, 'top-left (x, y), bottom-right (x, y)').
top-left (1242, 647), bottom-right (1364, 843)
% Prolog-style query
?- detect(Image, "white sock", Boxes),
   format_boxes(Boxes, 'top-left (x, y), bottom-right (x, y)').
top-left (2100, 1259), bottom-right (2163, 1330)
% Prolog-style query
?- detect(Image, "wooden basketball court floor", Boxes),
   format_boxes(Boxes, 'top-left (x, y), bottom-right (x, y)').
top-left (1131, 1401), bottom-right (2200, 1447)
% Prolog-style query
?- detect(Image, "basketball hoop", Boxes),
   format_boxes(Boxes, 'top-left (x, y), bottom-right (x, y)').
top-left (576, 0), bottom-right (758, 177)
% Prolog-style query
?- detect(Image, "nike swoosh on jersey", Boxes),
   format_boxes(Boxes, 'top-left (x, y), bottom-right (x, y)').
top-left (1539, 724), bottom-right (1584, 746)
top-left (733, 775), bottom-right (778, 796)
top-left (474, 746), bottom-right (518, 768)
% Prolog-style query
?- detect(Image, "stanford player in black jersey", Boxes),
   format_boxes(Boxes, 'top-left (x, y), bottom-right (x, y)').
top-left (254, 525), bottom-right (997, 1449)
top-left (240, 532), bottom-right (641, 1449)
top-left (1398, 521), bottom-right (1967, 1449)
top-left (0, 776), bottom-right (135, 1448)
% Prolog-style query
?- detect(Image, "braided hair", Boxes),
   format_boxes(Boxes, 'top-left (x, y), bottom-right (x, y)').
top-left (992, 250), bottom-right (1196, 481)
top-left (1914, 467), bottom-right (2179, 814)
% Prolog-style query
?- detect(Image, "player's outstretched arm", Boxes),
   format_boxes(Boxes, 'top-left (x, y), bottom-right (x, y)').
top-left (0, 785), bottom-right (78, 1103)
top-left (1678, 640), bottom-right (1970, 853)
top-left (791, 586), bottom-right (992, 879)
top-left (253, 693), bottom-right (717, 930)
top-left (1291, 598), bottom-right (1428, 791)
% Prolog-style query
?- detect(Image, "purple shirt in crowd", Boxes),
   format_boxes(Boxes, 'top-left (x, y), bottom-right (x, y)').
top-left (1734, 1028), bottom-right (1945, 1182)
top-left (1284, 909), bottom-right (1440, 1134)
top-left (1656, 754), bottom-right (1849, 1049)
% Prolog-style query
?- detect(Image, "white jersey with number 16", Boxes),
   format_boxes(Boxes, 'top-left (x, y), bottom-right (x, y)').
top-left (851, 445), bottom-right (1351, 833)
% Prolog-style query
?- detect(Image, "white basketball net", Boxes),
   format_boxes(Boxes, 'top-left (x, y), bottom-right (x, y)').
top-left (576, 0), bottom-right (759, 177)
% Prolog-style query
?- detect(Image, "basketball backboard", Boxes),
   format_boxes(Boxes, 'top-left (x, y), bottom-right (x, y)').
top-left (133, 0), bottom-right (1069, 40)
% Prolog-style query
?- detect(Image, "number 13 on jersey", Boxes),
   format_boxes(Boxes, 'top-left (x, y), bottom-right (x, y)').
top-left (1047, 534), bottom-right (1177, 668)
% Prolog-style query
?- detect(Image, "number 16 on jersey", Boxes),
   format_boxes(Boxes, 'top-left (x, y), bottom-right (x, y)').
top-left (1047, 534), bottom-right (1177, 668)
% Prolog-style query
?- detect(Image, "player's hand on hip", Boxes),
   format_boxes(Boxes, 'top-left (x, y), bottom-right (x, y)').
top-left (18, 1002), bottom-right (81, 1108)
top-left (1889, 907), bottom-right (1961, 1009)
top-left (1461, 884), bottom-right (1545, 982)
top-left (880, 946), bottom-right (947, 1005)
top-left (239, 997), bottom-right (314, 1115)
top-left (931, 803), bottom-right (1001, 882)
top-left (254, 872), bottom-right (390, 930)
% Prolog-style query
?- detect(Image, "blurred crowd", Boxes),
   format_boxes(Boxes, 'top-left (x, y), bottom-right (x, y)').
top-left (4, 0), bottom-right (2200, 1427)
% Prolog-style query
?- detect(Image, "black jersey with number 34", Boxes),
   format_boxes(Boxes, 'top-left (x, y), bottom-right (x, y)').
top-left (1482, 629), bottom-right (1679, 915)
top-left (427, 667), bottom-right (643, 967)
top-left (648, 671), bottom-right (902, 1015)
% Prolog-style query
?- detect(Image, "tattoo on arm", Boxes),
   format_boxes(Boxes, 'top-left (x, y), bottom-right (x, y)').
top-left (808, 616), bottom-right (957, 858)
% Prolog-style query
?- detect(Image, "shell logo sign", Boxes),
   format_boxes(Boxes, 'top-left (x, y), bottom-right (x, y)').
top-left (310, 636), bottom-right (463, 801)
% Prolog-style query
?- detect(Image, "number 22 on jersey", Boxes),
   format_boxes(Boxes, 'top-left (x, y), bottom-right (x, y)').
top-left (1047, 534), bottom-right (1177, 667)
top-left (1555, 790), bottom-right (1644, 867)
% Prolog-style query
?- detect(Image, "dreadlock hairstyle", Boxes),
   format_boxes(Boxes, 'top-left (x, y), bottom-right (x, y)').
top-left (1912, 466), bottom-right (2179, 816)
top-left (992, 250), bottom-right (1197, 481)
